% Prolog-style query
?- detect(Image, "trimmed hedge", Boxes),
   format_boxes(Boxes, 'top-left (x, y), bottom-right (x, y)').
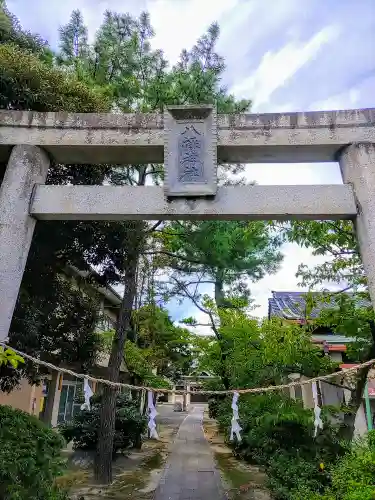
top-left (0, 404), bottom-right (67, 500)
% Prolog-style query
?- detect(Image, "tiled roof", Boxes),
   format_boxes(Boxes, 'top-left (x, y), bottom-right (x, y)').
top-left (312, 334), bottom-right (356, 344)
top-left (268, 291), bottom-right (369, 320)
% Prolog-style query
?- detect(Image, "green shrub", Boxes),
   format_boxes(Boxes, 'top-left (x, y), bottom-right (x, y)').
top-left (292, 430), bottom-right (375, 500)
top-left (268, 452), bottom-right (331, 500)
top-left (208, 397), bottom-right (221, 418)
top-left (0, 404), bottom-right (67, 500)
top-left (59, 393), bottom-right (147, 454)
top-left (213, 393), bottom-right (346, 499)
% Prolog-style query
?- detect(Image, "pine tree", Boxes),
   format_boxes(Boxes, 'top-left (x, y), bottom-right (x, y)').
top-left (58, 9), bottom-right (89, 63)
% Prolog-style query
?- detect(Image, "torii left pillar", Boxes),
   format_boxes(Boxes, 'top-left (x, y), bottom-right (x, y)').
top-left (0, 145), bottom-right (50, 342)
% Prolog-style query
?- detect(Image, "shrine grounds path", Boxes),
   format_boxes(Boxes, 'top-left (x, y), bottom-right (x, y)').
top-left (154, 405), bottom-right (226, 500)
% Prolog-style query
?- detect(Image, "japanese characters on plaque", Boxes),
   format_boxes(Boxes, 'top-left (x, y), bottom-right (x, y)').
top-left (164, 105), bottom-right (217, 197)
top-left (178, 125), bottom-right (204, 183)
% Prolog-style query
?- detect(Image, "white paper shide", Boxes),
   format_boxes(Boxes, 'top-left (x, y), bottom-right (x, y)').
top-left (148, 391), bottom-right (159, 439)
top-left (230, 391), bottom-right (242, 442)
top-left (312, 382), bottom-right (323, 437)
top-left (80, 378), bottom-right (93, 411)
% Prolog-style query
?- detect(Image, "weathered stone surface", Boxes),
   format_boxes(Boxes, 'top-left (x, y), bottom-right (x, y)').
top-left (154, 405), bottom-right (226, 500)
top-left (1, 108), bottom-right (375, 346)
top-left (30, 184), bottom-right (357, 221)
top-left (0, 108), bottom-right (374, 164)
top-left (173, 402), bottom-right (183, 412)
top-left (339, 143), bottom-right (375, 310)
top-left (0, 145), bottom-right (50, 341)
top-left (164, 105), bottom-right (217, 197)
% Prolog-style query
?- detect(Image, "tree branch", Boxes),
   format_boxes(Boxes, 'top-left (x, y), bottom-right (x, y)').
top-left (183, 280), bottom-right (215, 286)
top-left (148, 221), bottom-right (163, 233)
top-left (323, 379), bottom-right (354, 393)
top-left (181, 322), bottom-right (216, 327)
top-left (145, 170), bottom-right (163, 176)
top-left (144, 250), bottom-right (203, 265)
top-left (170, 276), bottom-right (221, 339)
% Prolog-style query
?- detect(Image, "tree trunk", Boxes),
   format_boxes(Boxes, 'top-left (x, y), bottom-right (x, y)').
top-left (214, 278), bottom-right (231, 389)
top-left (336, 320), bottom-right (375, 440)
top-left (339, 320), bottom-right (375, 440)
top-left (214, 279), bottom-right (226, 308)
top-left (217, 343), bottom-right (231, 390)
top-left (94, 248), bottom-right (140, 484)
top-left (338, 364), bottom-right (371, 441)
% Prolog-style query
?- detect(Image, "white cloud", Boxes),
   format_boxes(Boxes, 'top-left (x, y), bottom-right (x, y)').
top-left (231, 24), bottom-right (341, 111)
top-left (244, 162), bottom-right (342, 186)
top-left (250, 243), bottom-right (342, 318)
top-left (47, 0), bottom-right (239, 65)
top-left (309, 76), bottom-right (375, 112)
top-left (147, 0), bottom-right (239, 66)
top-left (182, 308), bottom-right (215, 337)
top-left (83, 0), bottom-right (239, 64)
top-left (9, 0), bottom-right (239, 59)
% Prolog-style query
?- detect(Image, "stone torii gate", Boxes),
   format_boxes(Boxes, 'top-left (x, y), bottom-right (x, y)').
top-left (0, 105), bottom-right (374, 342)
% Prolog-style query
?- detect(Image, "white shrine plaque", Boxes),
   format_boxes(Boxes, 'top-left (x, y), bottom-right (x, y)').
top-left (164, 105), bottom-right (217, 197)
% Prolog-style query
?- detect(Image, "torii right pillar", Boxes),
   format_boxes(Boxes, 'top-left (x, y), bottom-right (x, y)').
top-left (339, 143), bottom-right (375, 306)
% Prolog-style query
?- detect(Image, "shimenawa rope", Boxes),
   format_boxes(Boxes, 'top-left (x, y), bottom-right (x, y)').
top-left (1, 342), bottom-right (374, 395)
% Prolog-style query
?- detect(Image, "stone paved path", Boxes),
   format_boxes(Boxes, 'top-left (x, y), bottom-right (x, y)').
top-left (154, 405), bottom-right (226, 500)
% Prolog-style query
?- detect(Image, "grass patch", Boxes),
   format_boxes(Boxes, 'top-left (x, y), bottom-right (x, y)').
top-left (215, 452), bottom-right (271, 499)
top-left (215, 453), bottom-right (255, 489)
top-left (108, 450), bottom-right (164, 499)
top-left (143, 450), bottom-right (163, 470)
top-left (54, 470), bottom-right (89, 489)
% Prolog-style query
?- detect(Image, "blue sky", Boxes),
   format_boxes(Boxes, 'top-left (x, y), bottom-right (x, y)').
top-left (7, 0), bottom-right (375, 328)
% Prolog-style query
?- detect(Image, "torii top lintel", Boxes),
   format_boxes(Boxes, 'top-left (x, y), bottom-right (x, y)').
top-left (0, 106), bottom-right (374, 168)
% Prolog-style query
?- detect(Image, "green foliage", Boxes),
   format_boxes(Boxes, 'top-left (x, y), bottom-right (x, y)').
top-left (0, 404), bottom-right (67, 500)
top-left (59, 393), bottom-right (147, 454)
top-left (101, 304), bottom-right (194, 384)
top-left (157, 220), bottom-right (284, 390)
top-left (0, 1), bottom-right (53, 62)
top-left (283, 220), bottom-right (361, 289)
top-left (0, 346), bottom-right (24, 368)
top-left (193, 308), bottom-right (336, 391)
top-left (213, 393), bottom-right (346, 500)
top-left (58, 9), bottom-right (89, 63)
top-left (0, 347), bottom-right (25, 393)
top-left (268, 454), bottom-right (331, 500)
top-left (0, 43), bottom-right (109, 112)
top-left (166, 22), bottom-right (251, 112)
top-left (134, 305), bottom-right (194, 380)
top-left (282, 218), bottom-right (375, 440)
top-left (2, 274), bottom-right (102, 393)
top-left (124, 340), bottom-right (172, 388)
top-left (201, 312), bottom-right (349, 499)
top-left (158, 220), bottom-right (283, 314)
top-left (224, 315), bottom-right (336, 387)
top-left (291, 430), bottom-right (375, 500)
